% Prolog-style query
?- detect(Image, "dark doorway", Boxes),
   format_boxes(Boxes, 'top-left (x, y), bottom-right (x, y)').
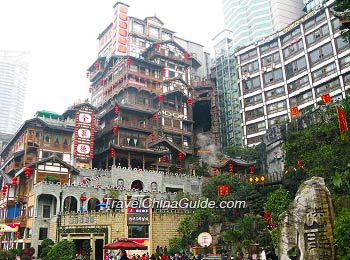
top-left (131, 180), bottom-right (143, 191)
top-left (130, 159), bottom-right (143, 169)
top-left (95, 239), bottom-right (104, 260)
top-left (63, 196), bottom-right (78, 212)
top-left (73, 239), bottom-right (91, 259)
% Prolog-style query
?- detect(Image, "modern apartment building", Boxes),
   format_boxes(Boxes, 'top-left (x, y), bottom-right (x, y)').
top-left (213, 30), bottom-right (243, 147)
top-left (222, 0), bottom-right (304, 48)
top-left (0, 51), bottom-right (29, 135)
top-left (235, 0), bottom-right (349, 146)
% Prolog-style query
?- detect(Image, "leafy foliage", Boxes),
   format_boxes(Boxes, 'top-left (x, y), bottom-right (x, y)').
top-left (264, 188), bottom-right (292, 224)
top-left (43, 175), bottom-right (59, 183)
top-left (47, 240), bottom-right (76, 260)
top-left (41, 238), bottom-right (55, 260)
top-left (168, 237), bottom-right (183, 256)
top-left (335, 0), bottom-right (350, 42)
top-left (334, 210), bottom-right (350, 259)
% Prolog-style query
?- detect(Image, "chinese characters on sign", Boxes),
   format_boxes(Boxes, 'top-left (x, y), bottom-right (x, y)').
top-left (197, 232), bottom-right (212, 247)
top-left (112, 3), bottom-right (129, 55)
top-left (290, 106), bottom-right (299, 118)
top-left (73, 106), bottom-right (96, 161)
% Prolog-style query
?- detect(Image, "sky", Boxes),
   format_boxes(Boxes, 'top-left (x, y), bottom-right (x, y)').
top-left (0, 0), bottom-right (224, 122)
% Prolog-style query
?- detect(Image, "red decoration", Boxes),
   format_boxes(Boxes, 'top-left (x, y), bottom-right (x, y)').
top-left (89, 87), bottom-right (92, 93)
top-left (250, 165), bottom-right (254, 175)
top-left (336, 107), bottom-right (348, 133)
top-left (158, 95), bottom-right (163, 103)
top-left (25, 167), bottom-right (31, 178)
top-left (321, 93), bottom-right (331, 104)
top-left (110, 147), bottom-right (115, 157)
top-left (213, 168), bottom-right (217, 176)
top-left (114, 105), bottom-right (119, 114)
top-left (151, 132), bottom-right (155, 141)
top-left (80, 195), bottom-right (87, 201)
top-left (113, 126), bottom-right (118, 134)
top-left (161, 155), bottom-right (166, 163)
top-left (187, 98), bottom-right (193, 106)
top-left (178, 152), bottom-right (183, 162)
top-left (184, 52), bottom-right (189, 59)
top-left (99, 79), bottom-right (104, 86)
top-left (103, 198), bottom-right (108, 203)
top-left (290, 106), bottom-right (299, 118)
top-left (264, 212), bottom-right (272, 224)
top-left (153, 114), bottom-right (157, 122)
top-left (161, 68), bottom-right (166, 76)
top-left (12, 177), bottom-right (17, 187)
top-left (218, 185), bottom-right (229, 196)
top-left (95, 62), bottom-right (99, 69)
top-left (126, 57), bottom-right (131, 65)
top-left (298, 160), bottom-right (303, 169)
top-left (155, 44), bottom-right (160, 51)
top-left (86, 72), bottom-right (89, 78)
top-left (229, 163), bottom-right (233, 173)
top-left (15, 231), bottom-right (20, 239)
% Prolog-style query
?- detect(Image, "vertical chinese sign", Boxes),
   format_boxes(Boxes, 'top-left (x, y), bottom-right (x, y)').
top-left (73, 106), bottom-right (95, 168)
top-left (112, 2), bottom-right (129, 55)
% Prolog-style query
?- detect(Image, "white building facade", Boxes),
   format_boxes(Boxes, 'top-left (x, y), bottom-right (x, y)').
top-left (235, 0), bottom-right (349, 146)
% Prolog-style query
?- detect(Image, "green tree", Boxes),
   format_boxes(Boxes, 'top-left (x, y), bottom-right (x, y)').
top-left (47, 240), bottom-right (76, 260)
top-left (41, 238), bottom-right (55, 260)
top-left (168, 237), bottom-right (183, 256)
top-left (43, 175), bottom-right (59, 183)
top-left (334, 0), bottom-right (350, 42)
top-left (334, 210), bottom-right (350, 259)
top-left (264, 188), bottom-right (292, 224)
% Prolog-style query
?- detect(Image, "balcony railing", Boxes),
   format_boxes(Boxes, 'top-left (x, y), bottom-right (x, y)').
top-left (147, 50), bottom-right (192, 66)
top-left (5, 216), bottom-right (27, 226)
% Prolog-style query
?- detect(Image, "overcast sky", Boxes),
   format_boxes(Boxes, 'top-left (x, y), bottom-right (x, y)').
top-left (0, 0), bottom-right (224, 122)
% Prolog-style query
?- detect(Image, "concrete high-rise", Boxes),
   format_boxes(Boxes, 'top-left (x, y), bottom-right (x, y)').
top-left (0, 51), bottom-right (29, 135)
top-left (222, 0), bottom-right (304, 48)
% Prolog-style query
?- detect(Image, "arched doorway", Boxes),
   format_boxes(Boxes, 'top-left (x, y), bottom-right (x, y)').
top-left (131, 180), bottom-right (143, 191)
top-left (87, 198), bottom-right (100, 212)
top-left (63, 196), bottom-right (78, 212)
top-left (37, 194), bottom-right (57, 218)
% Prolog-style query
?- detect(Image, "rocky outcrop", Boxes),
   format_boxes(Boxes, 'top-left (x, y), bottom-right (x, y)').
top-left (279, 177), bottom-right (335, 260)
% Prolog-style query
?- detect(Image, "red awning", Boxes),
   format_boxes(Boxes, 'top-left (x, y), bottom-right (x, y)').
top-left (104, 239), bottom-right (147, 250)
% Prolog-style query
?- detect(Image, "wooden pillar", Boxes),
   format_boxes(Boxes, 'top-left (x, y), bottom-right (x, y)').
top-left (142, 154), bottom-right (145, 170)
top-left (128, 152), bottom-right (131, 168)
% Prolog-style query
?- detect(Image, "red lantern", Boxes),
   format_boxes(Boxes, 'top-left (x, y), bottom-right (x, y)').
top-left (178, 152), bottom-right (183, 162)
top-left (161, 68), bottom-right (166, 76)
top-left (126, 57), bottom-right (131, 65)
top-left (298, 160), bottom-right (303, 169)
top-left (161, 155), bottom-right (166, 163)
top-left (103, 198), bottom-right (108, 203)
top-left (12, 177), bottom-right (17, 187)
top-left (184, 52), bottom-right (189, 59)
top-left (229, 163), bottom-right (233, 173)
top-left (151, 132), bottom-right (155, 141)
top-left (213, 168), bottom-right (217, 176)
top-left (99, 79), bottom-right (104, 86)
top-left (218, 185), bottom-right (229, 196)
top-left (155, 44), bottom-right (160, 51)
top-left (153, 114), bottom-right (157, 122)
top-left (113, 126), bottom-right (118, 134)
top-left (187, 98), bottom-right (193, 106)
top-left (110, 147), bottom-right (115, 157)
top-left (158, 95), bottom-right (163, 103)
top-left (80, 195), bottom-right (87, 201)
top-left (114, 105), bottom-right (119, 114)
top-left (250, 166), bottom-right (254, 175)
top-left (25, 167), bottom-right (31, 178)
top-left (86, 72), bottom-right (89, 78)
top-left (95, 62), bottom-right (99, 69)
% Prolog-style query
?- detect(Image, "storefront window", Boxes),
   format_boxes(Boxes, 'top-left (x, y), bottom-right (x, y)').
top-left (128, 225), bottom-right (149, 238)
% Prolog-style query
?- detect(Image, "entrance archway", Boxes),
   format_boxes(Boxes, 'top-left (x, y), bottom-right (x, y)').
top-left (87, 198), bottom-right (100, 212)
top-left (63, 196), bottom-right (78, 212)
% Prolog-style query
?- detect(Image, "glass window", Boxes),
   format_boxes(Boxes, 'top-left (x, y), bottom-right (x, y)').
top-left (309, 42), bottom-right (333, 65)
top-left (283, 40), bottom-right (304, 59)
top-left (304, 12), bottom-right (326, 31)
top-left (312, 62), bottom-right (337, 81)
top-left (269, 115), bottom-right (288, 127)
top-left (244, 94), bottom-right (262, 107)
top-left (336, 37), bottom-right (348, 52)
top-left (242, 76), bottom-right (261, 94)
top-left (43, 205), bottom-right (51, 218)
top-left (340, 55), bottom-right (350, 70)
top-left (267, 100), bottom-right (287, 114)
top-left (306, 24), bottom-right (329, 46)
top-left (39, 228), bottom-right (48, 240)
top-left (134, 22), bottom-right (145, 34)
top-left (315, 78), bottom-right (340, 97)
top-left (332, 19), bottom-right (340, 32)
top-left (128, 225), bottom-right (149, 238)
top-left (285, 57), bottom-right (307, 79)
top-left (288, 75), bottom-right (309, 93)
top-left (260, 41), bottom-right (278, 54)
top-left (265, 86), bottom-right (285, 100)
top-left (262, 52), bottom-right (280, 66)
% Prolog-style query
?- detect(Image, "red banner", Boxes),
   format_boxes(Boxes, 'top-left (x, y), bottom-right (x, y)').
top-left (321, 93), bottom-right (331, 104)
top-left (336, 107), bottom-right (348, 133)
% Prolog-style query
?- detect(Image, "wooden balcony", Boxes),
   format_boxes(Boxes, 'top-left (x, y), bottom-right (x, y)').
top-left (147, 50), bottom-right (192, 66)
top-left (5, 216), bottom-right (27, 226)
